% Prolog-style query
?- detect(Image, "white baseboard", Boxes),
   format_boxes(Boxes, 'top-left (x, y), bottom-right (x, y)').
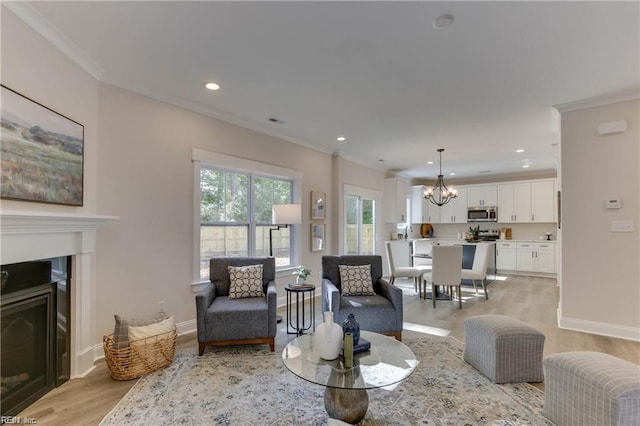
top-left (557, 308), bottom-right (640, 342)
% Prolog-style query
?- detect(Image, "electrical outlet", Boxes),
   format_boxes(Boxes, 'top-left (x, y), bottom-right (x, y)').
top-left (157, 301), bottom-right (166, 314)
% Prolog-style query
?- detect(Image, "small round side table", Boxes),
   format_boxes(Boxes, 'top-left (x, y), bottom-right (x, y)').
top-left (285, 284), bottom-right (316, 336)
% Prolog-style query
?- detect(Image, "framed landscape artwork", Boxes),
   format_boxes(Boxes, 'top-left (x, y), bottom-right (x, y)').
top-left (1, 85), bottom-right (84, 206)
top-left (311, 191), bottom-right (325, 220)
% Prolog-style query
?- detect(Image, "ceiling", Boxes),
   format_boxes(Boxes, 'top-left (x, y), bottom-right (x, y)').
top-left (11, 1), bottom-right (640, 182)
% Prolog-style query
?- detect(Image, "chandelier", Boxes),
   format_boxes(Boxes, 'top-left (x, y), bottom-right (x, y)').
top-left (423, 148), bottom-right (458, 206)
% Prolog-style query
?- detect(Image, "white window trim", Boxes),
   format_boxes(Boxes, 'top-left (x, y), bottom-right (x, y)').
top-left (191, 148), bottom-right (303, 292)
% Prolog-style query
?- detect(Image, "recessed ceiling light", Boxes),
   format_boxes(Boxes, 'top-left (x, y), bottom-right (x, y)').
top-left (433, 14), bottom-right (454, 30)
top-left (449, 172), bottom-right (455, 176)
top-left (337, 136), bottom-right (346, 142)
top-left (522, 164), bottom-right (530, 168)
top-left (204, 82), bottom-right (220, 91)
top-left (378, 159), bottom-right (384, 162)
top-left (427, 161), bottom-right (434, 165)
top-left (516, 148), bottom-right (526, 153)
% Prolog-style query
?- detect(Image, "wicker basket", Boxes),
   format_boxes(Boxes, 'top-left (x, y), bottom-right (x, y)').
top-left (103, 328), bottom-right (177, 380)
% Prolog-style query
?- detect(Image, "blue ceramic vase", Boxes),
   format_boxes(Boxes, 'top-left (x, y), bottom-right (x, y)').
top-left (342, 313), bottom-right (360, 345)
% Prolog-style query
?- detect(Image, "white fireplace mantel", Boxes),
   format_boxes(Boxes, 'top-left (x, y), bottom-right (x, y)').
top-left (1, 210), bottom-right (118, 377)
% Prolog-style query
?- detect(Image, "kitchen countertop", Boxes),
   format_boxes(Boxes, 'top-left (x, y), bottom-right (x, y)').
top-left (401, 238), bottom-right (556, 243)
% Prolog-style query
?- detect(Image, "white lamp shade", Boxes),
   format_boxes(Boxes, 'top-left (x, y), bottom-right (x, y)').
top-left (272, 204), bottom-right (301, 225)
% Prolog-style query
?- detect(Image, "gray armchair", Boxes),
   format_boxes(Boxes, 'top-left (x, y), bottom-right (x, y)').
top-left (321, 255), bottom-right (403, 341)
top-left (196, 257), bottom-right (277, 355)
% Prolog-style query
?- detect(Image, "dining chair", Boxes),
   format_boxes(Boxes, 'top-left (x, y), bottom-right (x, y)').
top-left (423, 245), bottom-right (463, 308)
top-left (461, 243), bottom-right (491, 300)
top-left (385, 241), bottom-right (432, 293)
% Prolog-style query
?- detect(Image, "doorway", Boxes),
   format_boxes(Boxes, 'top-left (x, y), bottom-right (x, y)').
top-left (343, 185), bottom-right (381, 255)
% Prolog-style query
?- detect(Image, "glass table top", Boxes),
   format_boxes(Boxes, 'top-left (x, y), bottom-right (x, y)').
top-left (282, 330), bottom-right (418, 390)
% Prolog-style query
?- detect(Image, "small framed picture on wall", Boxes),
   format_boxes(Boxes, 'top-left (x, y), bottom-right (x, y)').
top-left (311, 191), bottom-right (326, 220)
top-left (311, 223), bottom-right (325, 252)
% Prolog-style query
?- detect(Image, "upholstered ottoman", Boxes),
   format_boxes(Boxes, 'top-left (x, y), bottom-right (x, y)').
top-left (543, 352), bottom-right (640, 426)
top-left (463, 315), bottom-right (545, 383)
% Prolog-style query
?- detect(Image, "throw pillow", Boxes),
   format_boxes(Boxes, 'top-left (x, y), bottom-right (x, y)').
top-left (113, 312), bottom-right (168, 349)
top-left (128, 316), bottom-right (175, 342)
top-left (339, 264), bottom-right (376, 296)
top-left (228, 264), bottom-right (264, 299)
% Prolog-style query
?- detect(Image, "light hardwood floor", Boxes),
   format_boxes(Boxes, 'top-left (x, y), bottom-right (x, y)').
top-left (19, 274), bottom-right (639, 425)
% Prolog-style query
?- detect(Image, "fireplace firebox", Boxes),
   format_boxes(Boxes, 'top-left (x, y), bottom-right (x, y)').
top-left (1, 257), bottom-right (71, 416)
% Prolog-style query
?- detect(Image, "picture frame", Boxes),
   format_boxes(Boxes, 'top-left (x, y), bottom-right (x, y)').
top-left (311, 191), bottom-right (326, 220)
top-left (1, 85), bottom-right (84, 206)
top-left (311, 223), bottom-right (325, 252)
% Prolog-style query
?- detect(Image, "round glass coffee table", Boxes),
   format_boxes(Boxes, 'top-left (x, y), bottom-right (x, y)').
top-left (282, 330), bottom-right (418, 423)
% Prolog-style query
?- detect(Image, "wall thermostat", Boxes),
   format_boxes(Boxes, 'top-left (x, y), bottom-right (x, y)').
top-left (605, 199), bottom-right (622, 209)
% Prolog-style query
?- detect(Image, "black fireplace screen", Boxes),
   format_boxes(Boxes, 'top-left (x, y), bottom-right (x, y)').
top-left (1, 257), bottom-right (71, 416)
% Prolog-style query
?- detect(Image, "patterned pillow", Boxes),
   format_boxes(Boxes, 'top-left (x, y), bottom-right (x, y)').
top-left (228, 264), bottom-right (265, 299)
top-left (339, 264), bottom-right (376, 296)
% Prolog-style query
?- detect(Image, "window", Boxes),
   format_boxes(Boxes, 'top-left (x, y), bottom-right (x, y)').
top-left (342, 184), bottom-right (381, 256)
top-left (194, 149), bottom-right (302, 282)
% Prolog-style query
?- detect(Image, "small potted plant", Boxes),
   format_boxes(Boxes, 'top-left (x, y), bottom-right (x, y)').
top-left (468, 225), bottom-right (480, 241)
top-left (293, 265), bottom-right (311, 284)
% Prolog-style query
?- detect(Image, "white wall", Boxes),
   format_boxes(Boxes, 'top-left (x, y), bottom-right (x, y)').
top-left (1, 7), bottom-right (385, 345)
top-left (1, 8), bottom-right (99, 213)
top-left (560, 99), bottom-right (639, 340)
top-left (94, 84), bottom-right (339, 335)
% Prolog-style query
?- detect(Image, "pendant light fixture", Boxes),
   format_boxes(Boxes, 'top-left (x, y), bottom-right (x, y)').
top-left (423, 148), bottom-right (458, 206)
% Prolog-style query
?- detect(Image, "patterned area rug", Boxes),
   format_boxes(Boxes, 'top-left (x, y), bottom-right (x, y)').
top-left (100, 336), bottom-right (551, 425)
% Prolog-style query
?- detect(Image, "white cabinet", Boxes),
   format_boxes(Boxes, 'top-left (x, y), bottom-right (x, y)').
top-left (498, 182), bottom-right (531, 223)
top-left (531, 180), bottom-right (555, 222)
top-left (498, 179), bottom-right (555, 223)
top-left (410, 185), bottom-right (437, 223)
top-left (516, 242), bottom-right (555, 273)
top-left (467, 184), bottom-right (497, 207)
top-left (496, 241), bottom-right (517, 270)
top-left (384, 178), bottom-right (410, 223)
top-left (438, 188), bottom-right (468, 223)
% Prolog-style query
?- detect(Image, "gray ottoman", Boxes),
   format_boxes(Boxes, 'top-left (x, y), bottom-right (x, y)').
top-left (463, 315), bottom-right (545, 383)
top-left (543, 351), bottom-right (640, 426)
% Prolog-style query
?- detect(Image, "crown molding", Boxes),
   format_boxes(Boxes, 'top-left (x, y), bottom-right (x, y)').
top-left (4, 2), bottom-right (105, 80)
top-left (99, 75), bottom-right (339, 158)
top-left (554, 87), bottom-right (640, 113)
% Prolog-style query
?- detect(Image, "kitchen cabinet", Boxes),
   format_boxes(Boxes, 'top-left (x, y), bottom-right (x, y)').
top-left (383, 178), bottom-right (410, 223)
top-left (498, 179), bottom-right (555, 223)
top-left (467, 184), bottom-right (497, 207)
top-left (496, 241), bottom-right (517, 270)
top-left (516, 242), bottom-right (555, 273)
top-left (530, 180), bottom-right (555, 222)
top-left (410, 185), bottom-right (437, 223)
top-left (498, 182), bottom-right (531, 223)
top-left (438, 188), bottom-right (468, 223)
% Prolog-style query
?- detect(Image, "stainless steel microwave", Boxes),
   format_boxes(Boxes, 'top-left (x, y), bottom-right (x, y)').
top-left (467, 207), bottom-right (498, 222)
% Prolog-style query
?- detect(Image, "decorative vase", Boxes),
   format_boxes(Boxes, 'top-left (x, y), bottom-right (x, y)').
top-left (342, 313), bottom-right (360, 345)
top-left (296, 276), bottom-right (306, 285)
top-left (313, 311), bottom-right (342, 360)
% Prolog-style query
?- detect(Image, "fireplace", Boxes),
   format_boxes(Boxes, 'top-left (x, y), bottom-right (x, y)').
top-left (1, 257), bottom-right (71, 416)
top-left (0, 211), bottom-right (115, 413)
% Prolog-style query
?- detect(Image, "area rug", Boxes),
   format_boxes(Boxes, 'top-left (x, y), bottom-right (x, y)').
top-left (100, 336), bottom-right (551, 425)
